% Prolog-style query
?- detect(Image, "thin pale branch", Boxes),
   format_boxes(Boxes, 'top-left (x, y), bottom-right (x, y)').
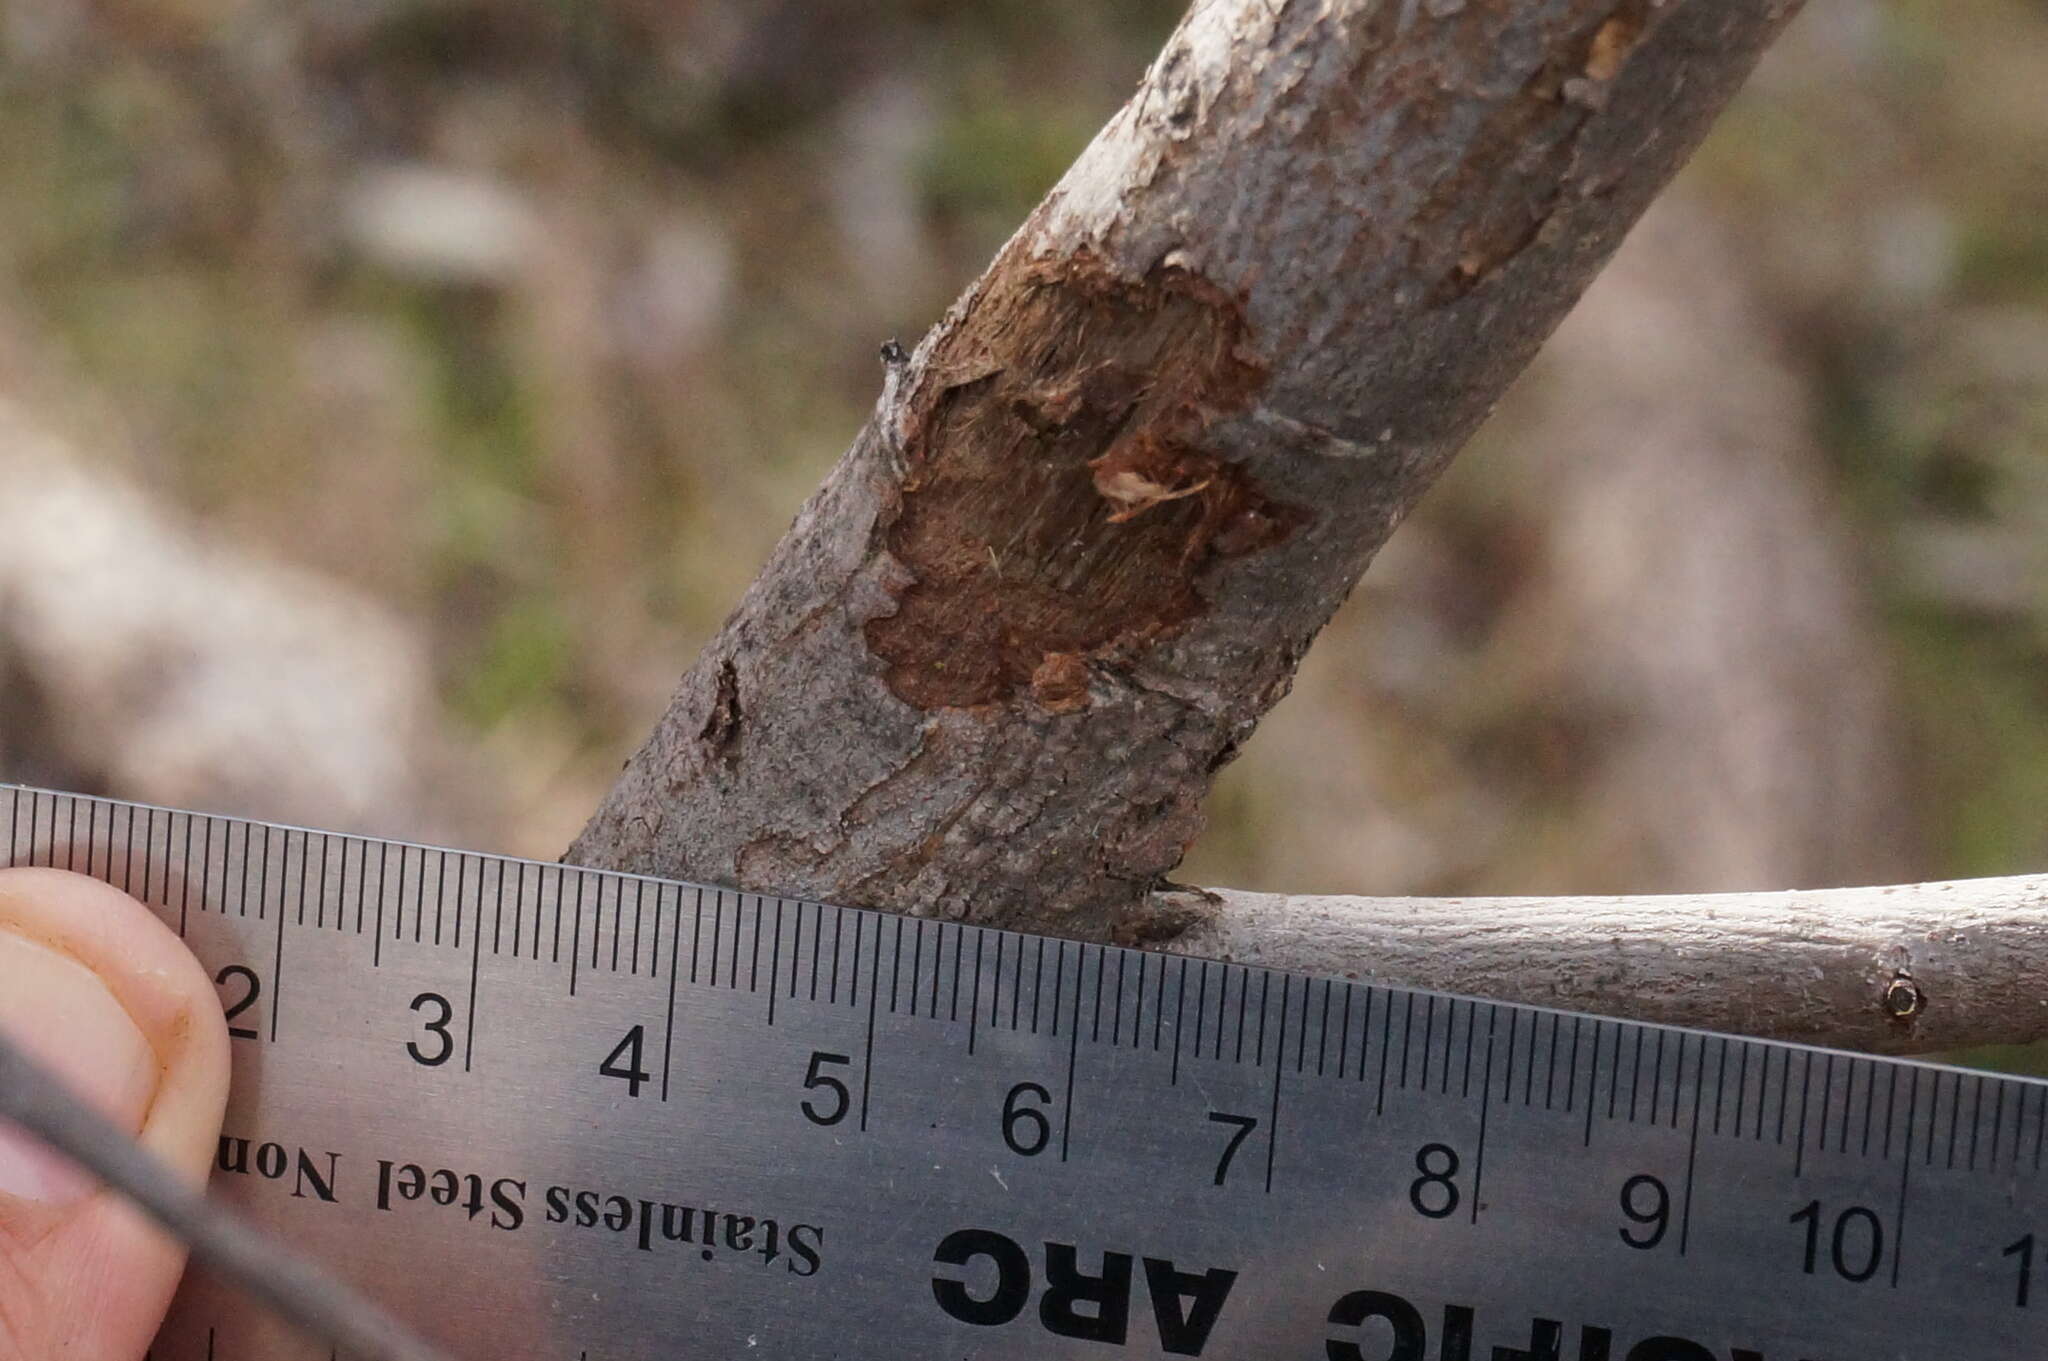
top-left (1141, 875), bottom-right (2048, 1054)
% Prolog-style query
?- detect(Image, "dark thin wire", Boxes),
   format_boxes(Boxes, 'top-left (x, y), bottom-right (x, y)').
top-left (0, 1029), bottom-right (454, 1361)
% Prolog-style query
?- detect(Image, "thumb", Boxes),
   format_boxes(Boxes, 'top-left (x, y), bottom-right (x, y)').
top-left (0, 868), bottom-right (231, 1361)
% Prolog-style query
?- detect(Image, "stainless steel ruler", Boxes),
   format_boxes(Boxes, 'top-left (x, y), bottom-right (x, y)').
top-left (4, 784), bottom-right (2044, 1360)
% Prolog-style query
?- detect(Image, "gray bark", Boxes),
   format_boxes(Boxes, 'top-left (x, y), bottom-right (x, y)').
top-left (572, 0), bottom-right (1806, 941)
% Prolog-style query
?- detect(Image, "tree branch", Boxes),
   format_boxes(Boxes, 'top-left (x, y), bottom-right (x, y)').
top-left (1139, 875), bottom-right (2048, 1054)
top-left (571, 0), bottom-right (1808, 940)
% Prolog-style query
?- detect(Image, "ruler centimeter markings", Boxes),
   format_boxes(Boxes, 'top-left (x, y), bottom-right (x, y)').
top-left (4, 784), bottom-right (2045, 1361)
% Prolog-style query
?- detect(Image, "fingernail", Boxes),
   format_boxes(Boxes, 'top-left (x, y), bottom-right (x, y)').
top-left (0, 928), bottom-right (161, 1204)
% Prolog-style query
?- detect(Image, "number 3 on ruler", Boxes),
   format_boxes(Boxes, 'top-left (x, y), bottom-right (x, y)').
top-left (407, 992), bottom-right (455, 1067)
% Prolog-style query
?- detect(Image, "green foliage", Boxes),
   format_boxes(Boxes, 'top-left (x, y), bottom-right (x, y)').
top-left (921, 98), bottom-right (1096, 239)
top-left (452, 593), bottom-right (577, 729)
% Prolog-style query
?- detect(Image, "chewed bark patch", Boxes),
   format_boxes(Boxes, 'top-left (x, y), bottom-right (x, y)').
top-left (865, 249), bottom-right (1304, 711)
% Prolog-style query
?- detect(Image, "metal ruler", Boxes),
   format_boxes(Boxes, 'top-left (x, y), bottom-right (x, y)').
top-left (4, 784), bottom-right (2044, 1360)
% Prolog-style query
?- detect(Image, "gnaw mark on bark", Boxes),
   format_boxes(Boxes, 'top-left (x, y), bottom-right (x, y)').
top-left (865, 247), bottom-right (1307, 711)
top-left (1113, 883), bottom-right (1221, 947)
top-left (1029, 652), bottom-right (1092, 714)
top-left (698, 657), bottom-right (743, 764)
top-left (1582, 11), bottom-right (1646, 83)
top-left (1428, 0), bottom-right (1657, 301)
top-left (1090, 446), bottom-right (1211, 523)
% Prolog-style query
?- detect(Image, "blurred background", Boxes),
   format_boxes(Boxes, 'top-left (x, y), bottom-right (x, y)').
top-left (0, 1), bottom-right (2043, 1054)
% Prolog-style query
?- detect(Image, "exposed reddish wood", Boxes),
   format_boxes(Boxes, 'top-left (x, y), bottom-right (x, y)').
top-left (868, 250), bottom-right (1299, 712)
